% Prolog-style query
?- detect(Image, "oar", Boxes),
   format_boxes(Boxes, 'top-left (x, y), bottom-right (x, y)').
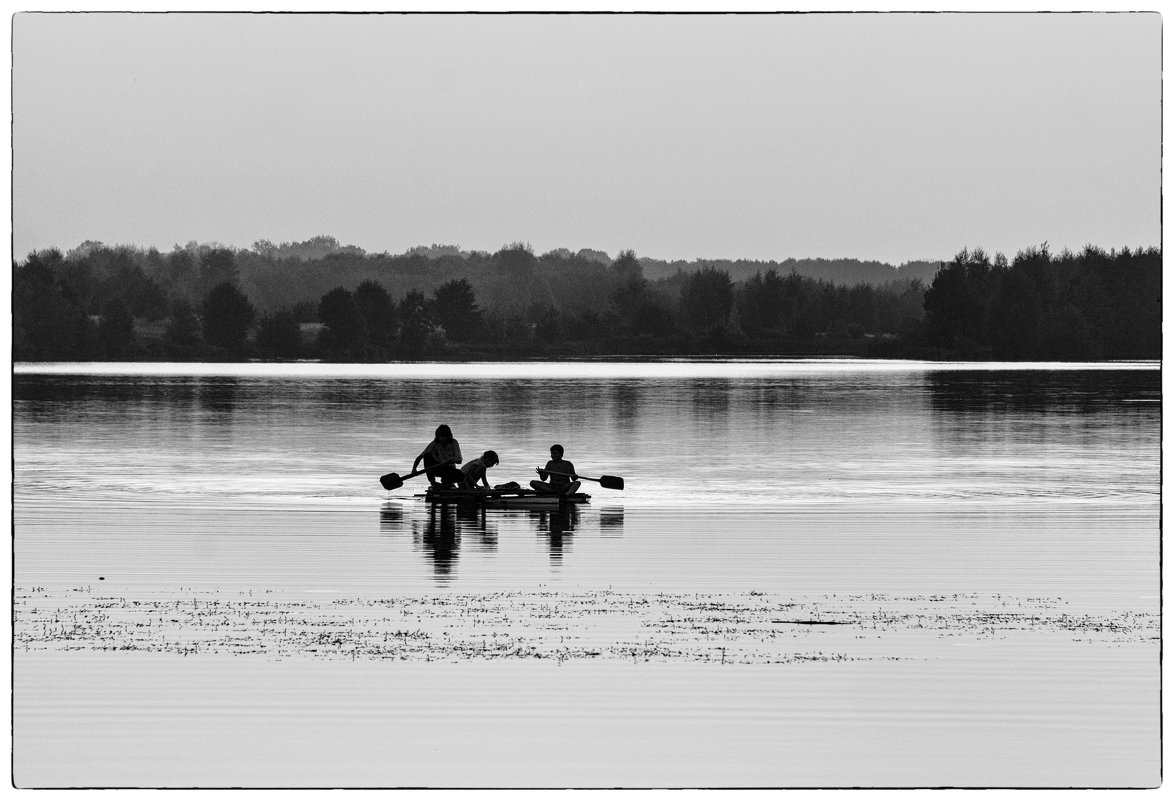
top-left (537, 468), bottom-right (624, 491)
top-left (380, 461), bottom-right (452, 491)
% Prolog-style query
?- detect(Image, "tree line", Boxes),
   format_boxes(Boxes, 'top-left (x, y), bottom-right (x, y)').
top-left (921, 244), bottom-right (1160, 360)
top-left (11, 237), bottom-right (1159, 362)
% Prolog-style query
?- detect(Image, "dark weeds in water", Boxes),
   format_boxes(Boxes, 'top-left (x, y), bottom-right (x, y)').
top-left (14, 588), bottom-right (1157, 665)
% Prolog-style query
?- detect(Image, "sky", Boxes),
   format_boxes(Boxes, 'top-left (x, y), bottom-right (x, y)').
top-left (11, 10), bottom-right (1162, 266)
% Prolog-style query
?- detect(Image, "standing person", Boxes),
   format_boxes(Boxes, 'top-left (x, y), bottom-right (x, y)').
top-left (459, 450), bottom-right (500, 489)
top-left (531, 444), bottom-right (582, 496)
top-left (412, 424), bottom-right (464, 487)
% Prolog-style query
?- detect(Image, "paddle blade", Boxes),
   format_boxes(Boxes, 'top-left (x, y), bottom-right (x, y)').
top-left (599, 475), bottom-right (624, 490)
top-left (380, 472), bottom-right (404, 491)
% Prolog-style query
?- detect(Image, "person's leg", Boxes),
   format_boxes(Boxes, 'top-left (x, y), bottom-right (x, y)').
top-left (440, 464), bottom-right (465, 488)
top-left (422, 453), bottom-right (441, 485)
top-left (530, 480), bottom-right (554, 492)
top-left (564, 480), bottom-right (582, 495)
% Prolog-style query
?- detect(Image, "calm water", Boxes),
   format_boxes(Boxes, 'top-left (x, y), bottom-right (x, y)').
top-left (12, 360), bottom-right (1161, 788)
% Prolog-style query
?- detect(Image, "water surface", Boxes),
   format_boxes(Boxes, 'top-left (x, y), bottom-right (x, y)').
top-left (12, 360), bottom-right (1161, 787)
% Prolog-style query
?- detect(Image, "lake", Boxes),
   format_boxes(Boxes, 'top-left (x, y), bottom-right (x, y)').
top-left (11, 359), bottom-right (1161, 788)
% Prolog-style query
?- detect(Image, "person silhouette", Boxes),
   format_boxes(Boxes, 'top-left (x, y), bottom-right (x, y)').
top-left (459, 450), bottom-right (500, 489)
top-left (412, 424), bottom-right (465, 487)
top-left (531, 444), bottom-right (582, 495)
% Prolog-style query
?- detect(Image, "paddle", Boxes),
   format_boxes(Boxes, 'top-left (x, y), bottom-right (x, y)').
top-left (380, 461), bottom-right (452, 491)
top-left (537, 468), bottom-right (624, 491)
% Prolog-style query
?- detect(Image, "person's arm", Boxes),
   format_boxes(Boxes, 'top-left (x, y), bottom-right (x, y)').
top-left (413, 440), bottom-right (439, 473)
top-left (537, 459), bottom-right (552, 481)
top-left (566, 461), bottom-right (577, 479)
top-left (452, 441), bottom-right (463, 465)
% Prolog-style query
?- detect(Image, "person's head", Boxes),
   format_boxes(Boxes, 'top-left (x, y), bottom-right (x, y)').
top-left (435, 424), bottom-right (453, 441)
top-left (550, 444), bottom-right (564, 459)
top-left (483, 450), bottom-right (499, 467)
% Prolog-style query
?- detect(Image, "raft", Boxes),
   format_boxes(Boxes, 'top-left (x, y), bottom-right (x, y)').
top-left (419, 486), bottom-right (591, 508)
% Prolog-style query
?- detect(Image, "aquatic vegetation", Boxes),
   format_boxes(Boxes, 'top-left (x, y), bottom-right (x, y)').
top-left (13, 586), bottom-right (1157, 665)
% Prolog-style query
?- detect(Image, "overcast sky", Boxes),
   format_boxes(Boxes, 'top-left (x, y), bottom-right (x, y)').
top-left (12, 11), bottom-right (1161, 265)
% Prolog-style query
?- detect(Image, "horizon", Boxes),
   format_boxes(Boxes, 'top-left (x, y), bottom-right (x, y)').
top-left (27, 234), bottom-right (950, 267)
top-left (19, 231), bottom-right (1157, 272)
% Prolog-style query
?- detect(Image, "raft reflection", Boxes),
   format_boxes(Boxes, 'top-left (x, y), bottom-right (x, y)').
top-left (379, 501), bottom-right (624, 581)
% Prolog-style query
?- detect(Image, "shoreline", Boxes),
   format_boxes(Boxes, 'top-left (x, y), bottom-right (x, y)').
top-left (13, 357), bottom-right (1162, 377)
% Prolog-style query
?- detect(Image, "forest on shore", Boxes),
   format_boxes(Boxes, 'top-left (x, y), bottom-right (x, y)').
top-left (12, 236), bottom-right (1161, 362)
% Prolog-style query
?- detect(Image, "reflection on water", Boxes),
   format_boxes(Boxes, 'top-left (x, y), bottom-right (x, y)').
top-left (413, 504), bottom-right (497, 581)
top-left (924, 370), bottom-right (1159, 503)
top-left (598, 506), bottom-right (625, 533)
top-left (533, 506), bottom-right (579, 561)
top-left (12, 361), bottom-right (1159, 514)
top-left (379, 500), bottom-right (621, 581)
top-left (928, 369), bottom-right (1161, 413)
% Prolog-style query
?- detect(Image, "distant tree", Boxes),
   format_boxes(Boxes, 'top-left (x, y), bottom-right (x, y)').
top-left (679, 266), bottom-right (734, 330)
top-left (406, 243), bottom-right (463, 259)
top-left (611, 249), bottom-right (643, 282)
top-left (262, 235), bottom-right (365, 261)
top-left (353, 280), bottom-right (397, 349)
top-left (609, 272), bottom-right (675, 338)
top-left (989, 253), bottom-right (1047, 359)
top-left (200, 248), bottom-right (239, 294)
top-left (432, 278), bottom-right (482, 342)
top-left (402, 253), bottom-right (429, 273)
top-left (493, 243), bottom-right (537, 275)
top-left (65, 240), bottom-right (106, 261)
top-left (738, 269), bottom-right (786, 334)
top-left (202, 282), bottom-right (255, 357)
top-left (631, 297), bottom-right (676, 338)
top-left (164, 301), bottom-right (204, 359)
top-left (845, 284), bottom-right (878, 333)
top-left (398, 289), bottom-right (432, 350)
top-left (1096, 245), bottom-right (1161, 359)
top-left (533, 305), bottom-right (564, 342)
top-left (98, 298), bottom-right (137, 359)
top-left (1039, 303), bottom-right (1102, 360)
top-left (288, 300), bottom-right (318, 322)
top-left (12, 250), bottom-right (95, 360)
top-left (55, 253), bottom-right (98, 310)
top-left (611, 273), bottom-right (646, 332)
top-left (318, 287), bottom-right (367, 353)
top-left (255, 309), bottom-right (304, 359)
top-left (121, 265), bottom-right (169, 320)
top-left (791, 279), bottom-right (837, 340)
top-left (165, 246), bottom-right (200, 303)
top-left (576, 248), bottom-right (612, 265)
top-left (921, 248), bottom-right (1000, 354)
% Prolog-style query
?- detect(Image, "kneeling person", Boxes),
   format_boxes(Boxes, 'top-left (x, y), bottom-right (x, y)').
top-left (460, 450), bottom-right (500, 489)
top-left (531, 444), bottom-right (582, 496)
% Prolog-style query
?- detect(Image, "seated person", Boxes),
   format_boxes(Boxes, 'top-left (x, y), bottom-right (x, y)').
top-left (459, 450), bottom-right (499, 489)
top-left (531, 444), bottom-right (582, 495)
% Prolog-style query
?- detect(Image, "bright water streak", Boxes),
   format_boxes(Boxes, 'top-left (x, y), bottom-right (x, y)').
top-left (12, 360), bottom-right (1161, 788)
